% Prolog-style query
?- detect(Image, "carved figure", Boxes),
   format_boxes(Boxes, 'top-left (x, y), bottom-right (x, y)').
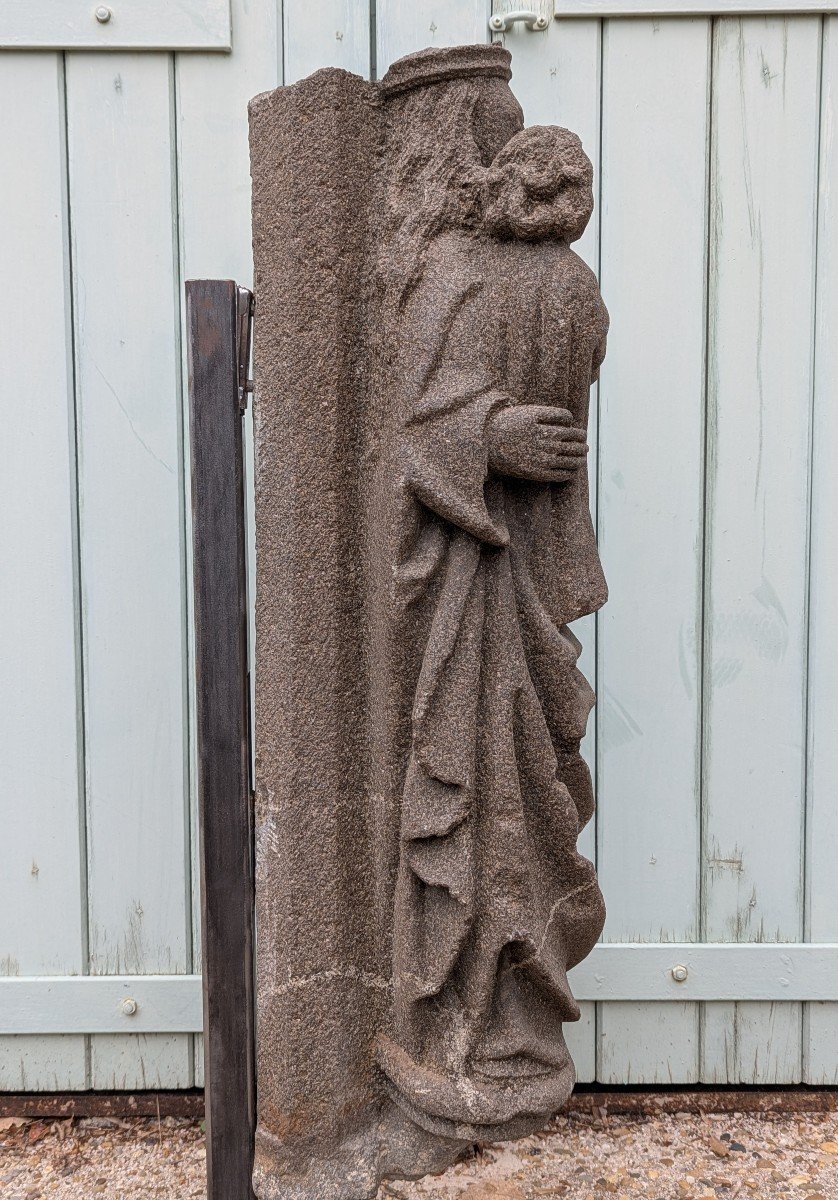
top-left (249, 44), bottom-right (608, 1200)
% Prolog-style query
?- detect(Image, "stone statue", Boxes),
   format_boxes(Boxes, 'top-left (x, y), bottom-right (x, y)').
top-left (249, 44), bottom-right (608, 1200)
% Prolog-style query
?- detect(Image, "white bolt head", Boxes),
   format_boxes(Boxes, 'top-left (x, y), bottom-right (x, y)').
top-left (671, 964), bottom-right (689, 983)
top-left (121, 997), bottom-right (138, 1016)
top-left (489, 15), bottom-right (505, 30)
top-left (534, 16), bottom-right (549, 28)
top-left (95, 6), bottom-right (112, 23)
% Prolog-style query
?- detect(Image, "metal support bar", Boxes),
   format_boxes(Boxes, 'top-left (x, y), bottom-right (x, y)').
top-left (186, 279), bottom-right (255, 1200)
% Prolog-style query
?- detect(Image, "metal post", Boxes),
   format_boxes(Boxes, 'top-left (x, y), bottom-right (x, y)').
top-left (186, 279), bottom-right (256, 1200)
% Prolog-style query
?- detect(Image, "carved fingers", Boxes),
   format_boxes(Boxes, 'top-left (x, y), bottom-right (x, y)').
top-left (536, 417), bottom-right (588, 479)
top-left (486, 404), bottom-right (588, 484)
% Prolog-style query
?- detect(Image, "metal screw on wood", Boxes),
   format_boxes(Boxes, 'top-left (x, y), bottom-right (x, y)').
top-left (121, 997), bottom-right (138, 1016)
top-left (489, 11), bottom-right (550, 32)
top-left (671, 964), bottom-right (689, 983)
top-left (94, 5), bottom-right (112, 22)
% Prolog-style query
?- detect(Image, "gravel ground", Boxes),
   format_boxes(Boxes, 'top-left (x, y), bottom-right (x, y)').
top-left (1, 1109), bottom-right (837, 1199)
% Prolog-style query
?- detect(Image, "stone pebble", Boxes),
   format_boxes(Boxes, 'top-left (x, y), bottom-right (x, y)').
top-left (1, 1108), bottom-right (837, 1198)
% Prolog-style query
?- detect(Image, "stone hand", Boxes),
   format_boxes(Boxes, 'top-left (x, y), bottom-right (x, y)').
top-left (486, 404), bottom-right (588, 483)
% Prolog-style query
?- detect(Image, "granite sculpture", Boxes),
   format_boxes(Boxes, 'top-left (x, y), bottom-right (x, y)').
top-left (249, 44), bottom-right (609, 1200)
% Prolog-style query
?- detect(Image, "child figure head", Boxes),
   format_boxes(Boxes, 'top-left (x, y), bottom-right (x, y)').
top-left (483, 125), bottom-right (594, 243)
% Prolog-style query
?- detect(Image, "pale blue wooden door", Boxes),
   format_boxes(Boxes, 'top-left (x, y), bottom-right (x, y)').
top-left (1, 0), bottom-right (836, 1087)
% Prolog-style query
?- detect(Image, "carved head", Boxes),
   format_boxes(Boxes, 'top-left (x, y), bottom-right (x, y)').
top-left (377, 46), bottom-right (525, 307)
top-left (379, 45), bottom-right (524, 233)
top-left (483, 126), bottom-right (594, 243)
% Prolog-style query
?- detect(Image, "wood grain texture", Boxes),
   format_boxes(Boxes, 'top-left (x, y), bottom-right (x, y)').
top-left (0, 1092), bottom-right (204, 1118)
top-left (65, 52), bottom-right (191, 1089)
top-left (0, 51), bottom-right (88, 1092)
top-left (1, 0), bottom-right (232, 51)
top-left (284, 0), bottom-right (369, 82)
top-left (176, 0), bottom-right (280, 1089)
top-left (377, 0), bottom-right (490, 75)
top-left (596, 15), bottom-right (710, 1085)
top-left (571, 943), bottom-right (838, 1000)
top-left (187, 279), bottom-right (255, 1200)
top-left (804, 13), bottom-right (838, 1087)
top-left (555, 0), bottom-right (838, 13)
top-left (0, 977), bottom-right (202, 1035)
top-left (701, 14), bottom-right (821, 1084)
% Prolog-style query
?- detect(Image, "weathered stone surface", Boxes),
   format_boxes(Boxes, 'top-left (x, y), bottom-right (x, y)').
top-left (249, 43), bottom-right (608, 1200)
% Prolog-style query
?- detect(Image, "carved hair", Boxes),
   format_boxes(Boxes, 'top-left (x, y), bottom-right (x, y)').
top-left (379, 81), bottom-right (486, 310)
top-left (482, 126), bottom-right (594, 243)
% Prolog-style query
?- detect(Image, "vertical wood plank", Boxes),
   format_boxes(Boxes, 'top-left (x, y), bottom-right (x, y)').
top-left (284, 0), bottom-right (369, 83)
top-left (804, 14), bottom-right (837, 1086)
top-left (176, 0), bottom-right (280, 1090)
top-left (491, 0), bottom-right (602, 1082)
top-left (177, 0), bottom-right (280, 288)
top-left (65, 52), bottom-right (192, 1088)
top-left (187, 279), bottom-right (255, 1200)
top-left (377, 0), bottom-right (489, 76)
top-left (701, 15), bottom-right (821, 1084)
top-left (0, 51), bottom-right (88, 1090)
top-left (596, 16), bottom-right (710, 1084)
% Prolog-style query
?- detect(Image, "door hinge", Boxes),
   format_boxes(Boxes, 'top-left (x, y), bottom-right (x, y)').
top-left (236, 286), bottom-right (254, 413)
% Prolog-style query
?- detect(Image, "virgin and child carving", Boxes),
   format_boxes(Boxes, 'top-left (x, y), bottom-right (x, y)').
top-left (249, 43), bottom-right (609, 1199)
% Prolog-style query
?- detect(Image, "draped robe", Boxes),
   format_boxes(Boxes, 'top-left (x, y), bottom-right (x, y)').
top-left (373, 226), bottom-right (609, 1139)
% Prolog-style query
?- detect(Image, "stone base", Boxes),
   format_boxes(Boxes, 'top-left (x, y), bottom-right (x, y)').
top-left (252, 1101), bottom-right (472, 1200)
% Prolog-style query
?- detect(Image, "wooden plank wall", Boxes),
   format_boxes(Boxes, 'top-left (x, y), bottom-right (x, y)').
top-left (0, 53), bottom-right (88, 1091)
top-left (0, 0), bottom-right (835, 1087)
top-left (596, 14), bottom-right (709, 1084)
